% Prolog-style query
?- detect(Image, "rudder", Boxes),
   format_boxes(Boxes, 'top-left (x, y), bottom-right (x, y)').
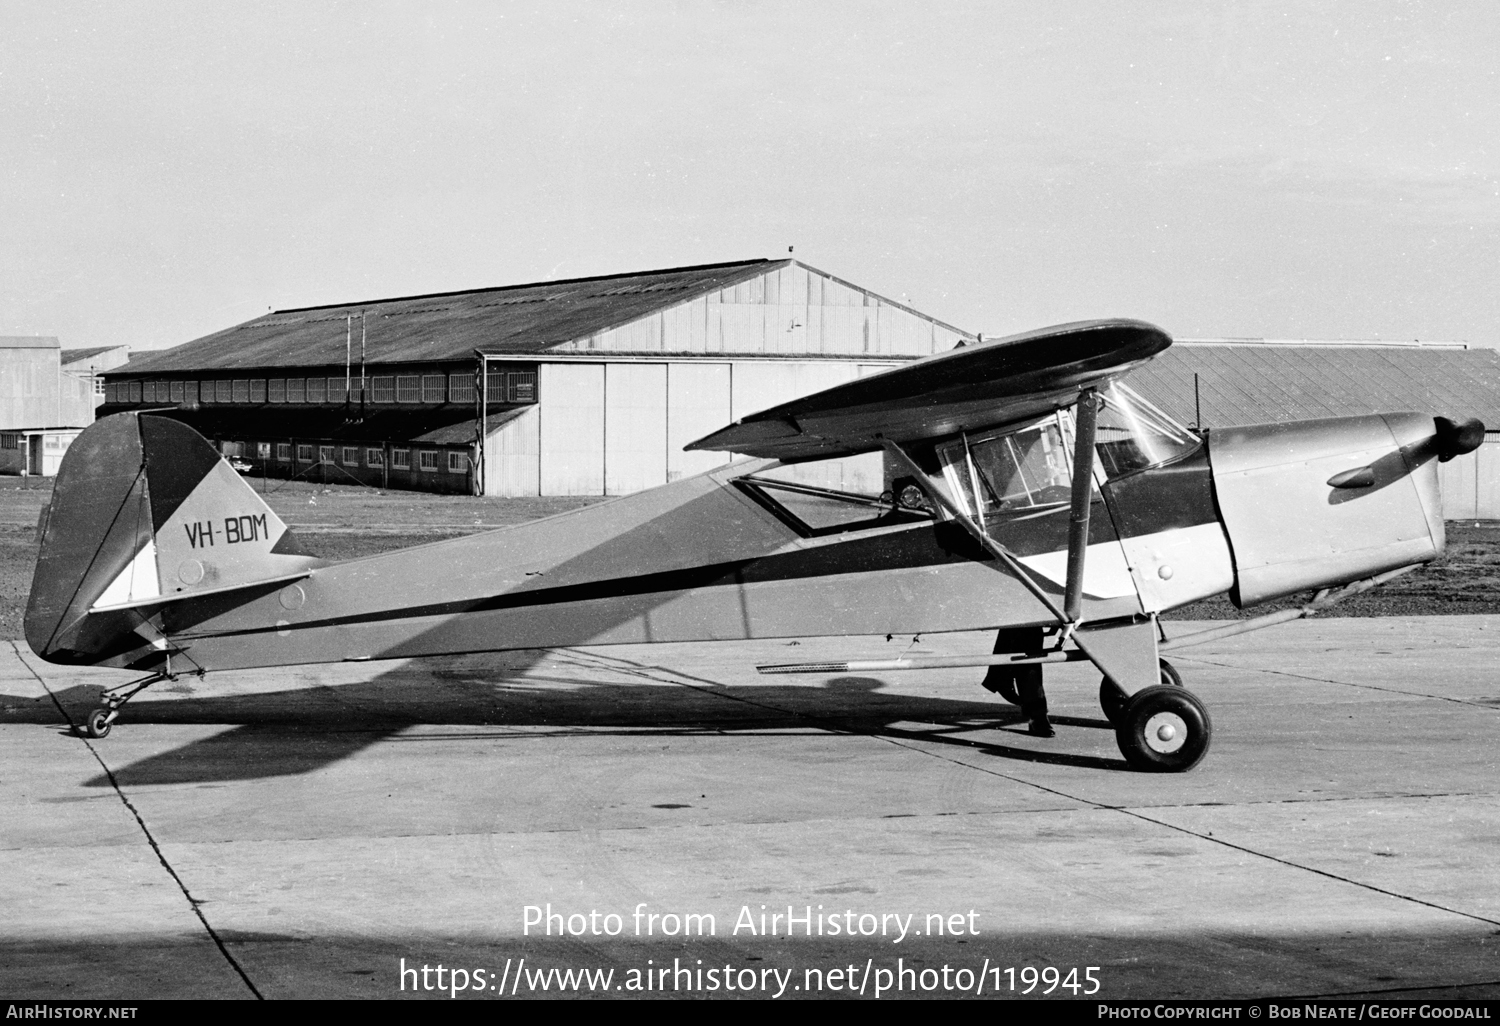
top-left (26, 414), bottom-right (320, 665)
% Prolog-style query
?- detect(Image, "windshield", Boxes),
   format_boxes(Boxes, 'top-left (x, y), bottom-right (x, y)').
top-left (931, 384), bottom-right (1199, 526)
top-left (1094, 383), bottom-right (1200, 477)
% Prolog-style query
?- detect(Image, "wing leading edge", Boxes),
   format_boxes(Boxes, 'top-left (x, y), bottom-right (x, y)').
top-left (686, 318), bottom-right (1172, 461)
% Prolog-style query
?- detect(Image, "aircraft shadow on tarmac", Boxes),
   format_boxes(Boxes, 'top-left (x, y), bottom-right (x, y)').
top-left (9, 650), bottom-right (1128, 787)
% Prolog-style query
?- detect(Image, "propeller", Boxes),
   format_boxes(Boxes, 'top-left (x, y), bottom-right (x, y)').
top-left (1434, 416), bottom-right (1485, 462)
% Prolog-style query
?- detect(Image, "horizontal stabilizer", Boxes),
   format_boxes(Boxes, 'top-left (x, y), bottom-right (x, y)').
top-left (687, 319), bottom-right (1170, 460)
top-left (88, 568), bottom-right (315, 613)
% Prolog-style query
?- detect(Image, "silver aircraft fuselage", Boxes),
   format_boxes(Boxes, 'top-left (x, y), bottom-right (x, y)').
top-left (26, 408), bottom-right (1453, 676)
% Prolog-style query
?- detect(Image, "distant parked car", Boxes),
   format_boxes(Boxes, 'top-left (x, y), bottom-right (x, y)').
top-left (228, 457), bottom-right (253, 473)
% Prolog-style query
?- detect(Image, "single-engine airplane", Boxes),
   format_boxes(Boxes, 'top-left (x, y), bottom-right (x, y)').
top-left (25, 319), bottom-right (1485, 771)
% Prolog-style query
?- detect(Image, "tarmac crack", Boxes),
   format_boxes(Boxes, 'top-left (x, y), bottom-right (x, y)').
top-left (1113, 807), bottom-right (1500, 928)
top-left (14, 642), bottom-right (265, 1000)
top-left (565, 648), bottom-right (1500, 937)
top-left (868, 731), bottom-right (1500, 933)
top-left (1177, 654), bottom-right (1500, 710)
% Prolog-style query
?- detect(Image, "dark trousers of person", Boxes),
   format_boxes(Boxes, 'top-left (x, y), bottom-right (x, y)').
top-left (981, 625), bottom-right (1050, 724)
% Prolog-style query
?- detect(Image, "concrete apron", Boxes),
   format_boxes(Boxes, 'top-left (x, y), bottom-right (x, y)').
top-left (2, 616), bottom-right (1498, 1000)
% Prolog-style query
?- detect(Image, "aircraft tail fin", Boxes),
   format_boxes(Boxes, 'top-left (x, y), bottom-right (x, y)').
top-left (25, 413), bottom-right (320, 666)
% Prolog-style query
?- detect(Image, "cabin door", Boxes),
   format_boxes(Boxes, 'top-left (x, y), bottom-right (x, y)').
top-left (934, 413), bottom-right (1138, 604)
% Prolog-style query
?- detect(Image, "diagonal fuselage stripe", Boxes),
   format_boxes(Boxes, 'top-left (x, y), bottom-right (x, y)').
top-left (174, 524), bottom-right (993, 640)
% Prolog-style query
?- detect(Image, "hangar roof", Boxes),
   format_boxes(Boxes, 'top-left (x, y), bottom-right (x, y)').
top-left (1128, 344), bottom-right (1500, 430)
top-left (120, 260), bottom-right (787, 375)
top-left (61, 346), bottom-right (127, 365)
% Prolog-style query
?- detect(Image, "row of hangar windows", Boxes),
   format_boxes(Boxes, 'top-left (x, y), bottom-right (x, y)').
top-left (105, 370), bottom-right (539, 407)
top-left (222, 440), bottom-right (471, 474)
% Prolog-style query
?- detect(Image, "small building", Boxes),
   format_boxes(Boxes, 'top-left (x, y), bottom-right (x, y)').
top-left (100, 259), bottom-right (975, 495)
top-left (1129, 340), bottom-right (1500, 519)
top-left (0, 428), bottom-right (85, 477)
top-left (0, 337), bottom-right (97, 476)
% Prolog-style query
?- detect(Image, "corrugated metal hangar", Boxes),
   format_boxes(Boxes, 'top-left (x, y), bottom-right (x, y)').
top-left (101, 259), bottom-right (973, 496)
top-left (102, 259), bottom-right (1500, 517)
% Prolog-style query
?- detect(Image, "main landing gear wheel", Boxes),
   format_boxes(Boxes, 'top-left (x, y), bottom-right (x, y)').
top-left (85, 708), bottom-right (112, 739)
top-left (1114, 684), bottom-right (1212, 772)
top-left (1099, 658), bottom-right (1183, 725)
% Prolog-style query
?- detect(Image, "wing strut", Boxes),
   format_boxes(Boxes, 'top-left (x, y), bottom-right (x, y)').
top-left (1062, 388), bottom-right (1099, 622)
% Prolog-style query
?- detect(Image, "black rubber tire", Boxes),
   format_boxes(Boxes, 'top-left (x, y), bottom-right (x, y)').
top-left (85, 708), bottom-right (112, 739)
top-left (1099, 679), bottom-right (1126, 724)
top-left (1158, 658), bottom-right (1183, 689)
top-left (1100, 660), bottom-right (1185, 725)
top-left (1114, 685), bottom-right (1212, 772)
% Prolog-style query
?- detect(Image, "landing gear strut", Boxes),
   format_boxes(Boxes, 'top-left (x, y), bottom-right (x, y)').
top-left (83, 671), bottom-right (174, 739)
top-left (970, 631), bottom-right (1211, 770)
top-left (1099, 658), bottom-right (1183, 725)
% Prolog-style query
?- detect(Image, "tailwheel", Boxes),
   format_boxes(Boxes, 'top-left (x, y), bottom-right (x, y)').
top-left (1114, 685), bottom-right (1212, 772)
top-left (1099, 659), bottom-right (1185, 725)
top-left (79, 670), bottom-right (175, 740)
top-left (85, 708), bottom-right (113, 739)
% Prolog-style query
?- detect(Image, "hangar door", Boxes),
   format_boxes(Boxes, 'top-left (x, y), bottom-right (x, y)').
top-left (604, 364), bottom-right (667, 494)
top-left (1439, 435), bottom-right (1500, 519)
top-left (540, 362), bottom-right (705, 495)
top-left (536, 359), bottom-right (904, 496)
top-left (540, 364), bottom-right (604, 495)
top-left (667, 363), bottom-right (731, 481)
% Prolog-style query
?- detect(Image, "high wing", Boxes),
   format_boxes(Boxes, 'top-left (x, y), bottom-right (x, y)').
top-left (686, 318), bottom-right (1171, 461)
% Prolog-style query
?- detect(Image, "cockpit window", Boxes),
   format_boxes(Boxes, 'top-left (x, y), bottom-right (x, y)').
top-left (738, 455), bottom-right (932, 537)
top-left (1094, 383), bottom-right (1201, 477)
top-left (936, 418), bottom-right (1073, 522)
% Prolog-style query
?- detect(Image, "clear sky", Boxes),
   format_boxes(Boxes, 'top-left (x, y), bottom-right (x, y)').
top-left (3, 1), bottom-right (1497, 351)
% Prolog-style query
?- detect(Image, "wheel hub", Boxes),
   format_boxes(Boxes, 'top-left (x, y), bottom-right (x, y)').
top-left (1143, 712), bottom-right (1187, 754)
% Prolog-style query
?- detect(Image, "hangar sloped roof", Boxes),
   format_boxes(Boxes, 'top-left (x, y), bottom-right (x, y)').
top-left (61, 346), bottom-right (125, 365)
top-left (121, 259), bottom-right (785, 374)
top-left (1128, 344), bottom-right (1500, 430)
